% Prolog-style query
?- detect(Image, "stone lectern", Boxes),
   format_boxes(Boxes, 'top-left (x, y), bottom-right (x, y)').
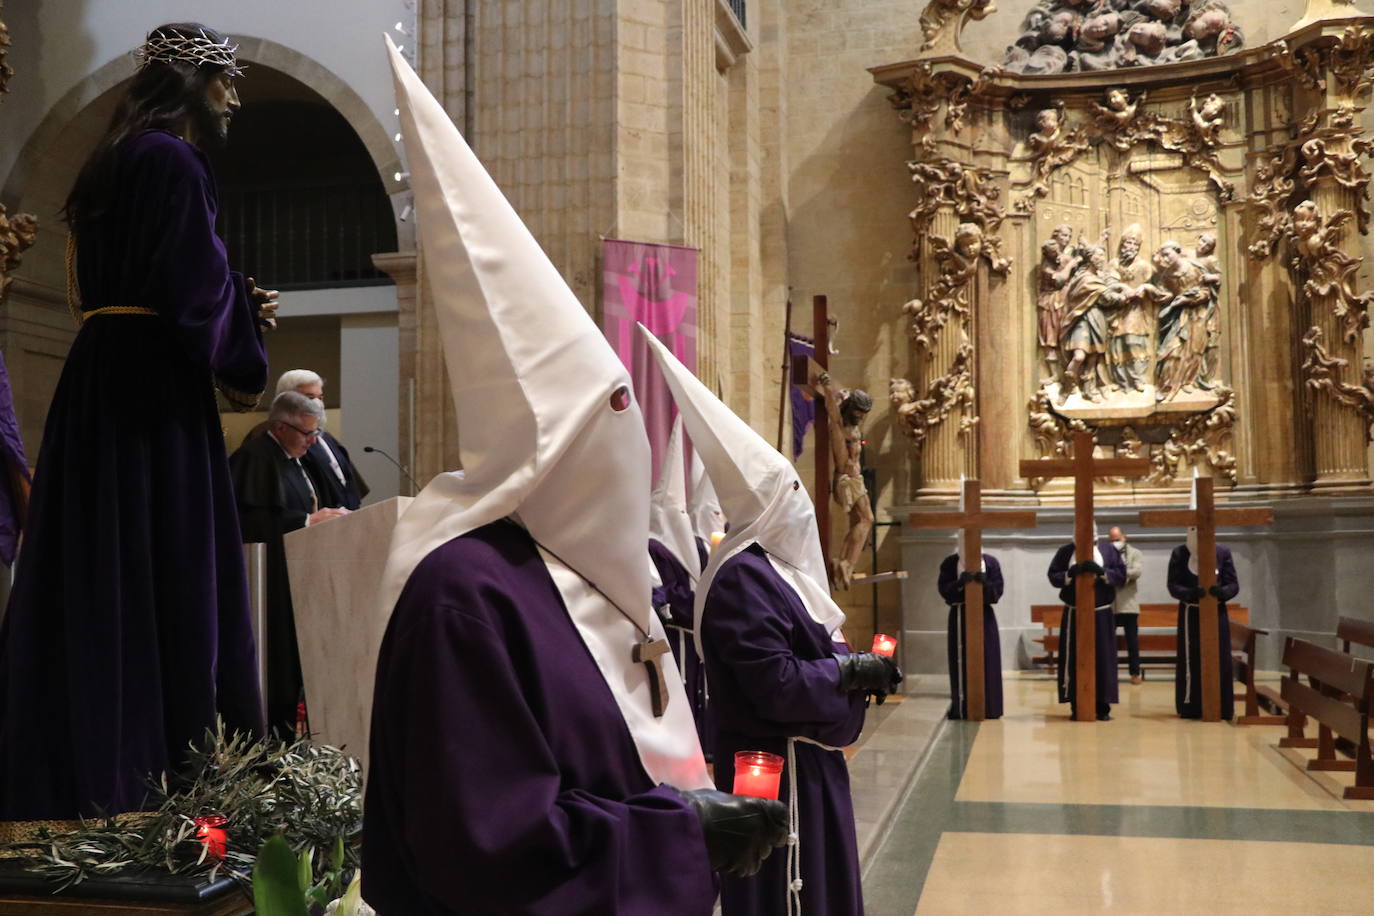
top-left (285, 496), bottom-right (412, 772)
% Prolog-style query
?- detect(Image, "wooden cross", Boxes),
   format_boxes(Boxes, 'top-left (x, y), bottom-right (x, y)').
top-left (1138, 475), bottom-right (1272, 722)
top-left (1018, 431), bottom-right (1150, 721)
top-left (633, 637), bottom-right (673, 717)
top-left (908, 479), bottom-right (1037, 721)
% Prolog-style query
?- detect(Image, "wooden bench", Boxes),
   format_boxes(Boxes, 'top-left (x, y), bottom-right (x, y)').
top-left (1229, 618), bottom-right (1285, 725)
top-left (1031, 603), bottom-right (1250, 671)
top-left (1277, 636), bottom-right (1374, 800)
top-left (1338, 615), bottom-right (1374, 658)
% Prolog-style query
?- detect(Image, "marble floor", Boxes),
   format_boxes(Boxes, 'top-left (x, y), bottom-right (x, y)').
top-left (860, 672), bottom-right (1374, 915)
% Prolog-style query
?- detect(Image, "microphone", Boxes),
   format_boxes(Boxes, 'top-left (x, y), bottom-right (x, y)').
top-left (364, 445), bottom-right (421, 494)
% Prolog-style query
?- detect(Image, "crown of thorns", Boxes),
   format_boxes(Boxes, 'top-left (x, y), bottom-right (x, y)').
top-left (135, 28), bottom-right (244, 76)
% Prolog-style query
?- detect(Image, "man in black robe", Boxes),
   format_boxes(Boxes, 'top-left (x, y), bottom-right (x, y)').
top-left (1047, 526), bottom-right (1127, 720)
top-left (230, 391), bottom-right (348, 735)
top-left (274, 369), bottom-right (368, 510)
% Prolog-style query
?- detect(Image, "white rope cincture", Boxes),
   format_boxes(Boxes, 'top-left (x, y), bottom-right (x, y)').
top-left (135, 28), bottom-right (243, 75)
top-left (784, 735), bottom-right (844, 915)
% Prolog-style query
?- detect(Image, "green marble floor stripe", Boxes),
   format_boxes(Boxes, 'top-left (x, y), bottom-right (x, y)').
top-left (861, 720), bottom-right (1374, 916)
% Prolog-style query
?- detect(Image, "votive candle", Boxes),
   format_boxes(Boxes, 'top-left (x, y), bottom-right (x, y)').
top-left (732, 750), bottom-right (784, 800)
top-left (871, 633), bottom-right (897, 658)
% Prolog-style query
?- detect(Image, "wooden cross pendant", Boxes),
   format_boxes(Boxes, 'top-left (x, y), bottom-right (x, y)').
top-left (633, 637), bottom-right (672, 717)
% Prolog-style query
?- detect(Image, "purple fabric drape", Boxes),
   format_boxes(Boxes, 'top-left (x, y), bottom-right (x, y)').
top-left (602, 239), bottom-right (698, 483)
top-left (789, 335), bottom-right (816, 459)
top-left (0, 348), bottom-right (29, 567)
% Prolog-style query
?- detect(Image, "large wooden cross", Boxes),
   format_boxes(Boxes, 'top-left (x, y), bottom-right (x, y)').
top-left (1019, 431), bottom-right (1150, 721)
top-left (1138, 475), bottom-right (1272, 721)
top-left (908, 479), bottom-right (1037, 720)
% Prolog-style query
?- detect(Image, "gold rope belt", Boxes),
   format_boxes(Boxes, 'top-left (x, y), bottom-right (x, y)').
top-left (81, 306), bottom-right (158, 320)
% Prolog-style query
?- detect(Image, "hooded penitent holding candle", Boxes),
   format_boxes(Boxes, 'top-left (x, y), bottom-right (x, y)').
top-left (641, 325), bottom-right (901, 916)
top-left (1047, 522), bottom-right (1127, 720)
top-left (1167, 526), bottom-right (1239, 719)
top-left (937, 532), bottom-right (1006, 720)
top-left (363, 38), bottom-right (786, 916)
top-left (648, 416), bottom-right (711, 746)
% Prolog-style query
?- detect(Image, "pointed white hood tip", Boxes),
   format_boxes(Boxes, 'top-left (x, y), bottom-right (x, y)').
top-left (378, 37), bottom-right (706, 790)
top-left (688, 450), bottom-right (726, 545)
top-left (650, 415), bottom-right (701, 579)
top-left (638, 324), bottom-right (845, 649)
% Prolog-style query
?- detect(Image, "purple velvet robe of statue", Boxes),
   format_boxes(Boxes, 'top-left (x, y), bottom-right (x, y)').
top-left (1168, 544), bottom-right (1239, 720)
top-left (648, 538), bottom-right (712, 750)
top-left (701, 543), bottom-right (866, 916)
top-left (363, 520), bottom-right (716, 916)
top-left (0, 130), bottom-right (267, 819)
top-left (1048, 540), bottom-right (1126, 714)
top-left (938, 553), bottom-right (1004, 720)
top-left (0, 348), bottom-right (28, 567)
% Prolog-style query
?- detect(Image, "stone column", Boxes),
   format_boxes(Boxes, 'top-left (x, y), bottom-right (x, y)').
top-left (915, 207), bottom-right (967, 501)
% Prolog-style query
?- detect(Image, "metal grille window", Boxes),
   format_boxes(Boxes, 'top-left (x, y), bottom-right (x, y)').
top-left (727, 0), bottom-right (746, 28)
top-left (217, 181), bottom-right (396, 290)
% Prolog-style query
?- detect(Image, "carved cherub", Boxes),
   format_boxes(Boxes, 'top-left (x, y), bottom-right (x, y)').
top-left (1189, 93), bottom-right (1226, 147)
top-left (1290, 200), bottom-right (1373, 342)
top-left (1092, 88), bottom-right (1146, 146)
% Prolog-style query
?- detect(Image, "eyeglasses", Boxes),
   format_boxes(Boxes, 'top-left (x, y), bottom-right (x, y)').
top-left (280, 421), bottom-right (321, 440)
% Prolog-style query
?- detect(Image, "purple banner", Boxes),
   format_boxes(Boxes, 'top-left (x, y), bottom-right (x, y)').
top-left (788, 334), bottom-right (815, 460)
top-left (602, 238), bottom-right (699, 482)
top-left (0, 348), bottom-right (29, 566)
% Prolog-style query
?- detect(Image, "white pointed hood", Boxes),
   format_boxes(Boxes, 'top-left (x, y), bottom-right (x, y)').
top-left (688, 451), bottom-right (726, 544)
top-left (378, 37), bottom-right (707, 790)
top-left (649, 415), bottom-right (700, 580)
top-left (639, 325), bottom-right (846, 654)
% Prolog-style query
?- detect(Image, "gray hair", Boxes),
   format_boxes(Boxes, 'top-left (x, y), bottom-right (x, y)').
top-left (276, 368), bottom-right (324, 395)
top-left (268, 390), bottom-right (325, 427)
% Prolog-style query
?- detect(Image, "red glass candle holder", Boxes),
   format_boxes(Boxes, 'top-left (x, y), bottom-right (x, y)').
top-left (733, 750), bottom-right (784, 800)
top-left (194, 815), bottom-right (228, 861)
top-left (872, 633), bottom-right (897, 658)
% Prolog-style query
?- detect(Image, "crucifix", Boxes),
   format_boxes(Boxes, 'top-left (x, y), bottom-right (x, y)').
top-left (1019, 431), bottom-right (1150, 722)
top-left (1137, 475), bottom-right (1272, 722)
top-left (909, 478), bottom-right (1037, 720)
top-left (632, 637), bottom-right (673, 718)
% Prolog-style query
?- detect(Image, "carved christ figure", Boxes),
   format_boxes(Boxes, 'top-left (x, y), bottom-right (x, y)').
top-left (814, 372), bottom-right (874, 590)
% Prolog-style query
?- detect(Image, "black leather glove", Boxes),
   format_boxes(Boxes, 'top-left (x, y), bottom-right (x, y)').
top-left (1068, 560), bottom-right (1104, 578)
top-left (1186, 586), bottom-right (1207, 603)
top-left (676, 787), bottom-right (788, 877)
top-left (958, 570), bottom-right (986, 585)
top-left (1207, 583), bottom-right (1227, 599)
top-left (835, 652), bottom-right (904, 704)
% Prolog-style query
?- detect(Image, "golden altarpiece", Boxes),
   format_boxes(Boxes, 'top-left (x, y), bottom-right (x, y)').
top-left (875, 2), bottom-right (1374, 506)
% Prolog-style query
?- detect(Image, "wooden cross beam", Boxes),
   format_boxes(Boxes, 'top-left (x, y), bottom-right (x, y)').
top-left (1019, 431), bottom-right (1150, 721)
top-left (909, 479), bottom-right (1037, 721)
top-left (1138, 475), bottom-right (1272, 722)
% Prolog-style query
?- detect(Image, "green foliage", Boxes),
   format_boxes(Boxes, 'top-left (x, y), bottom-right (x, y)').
top-left (0, 720), bottom-right (362, 892)
top-left (253, 834), bottom-right (308, 916)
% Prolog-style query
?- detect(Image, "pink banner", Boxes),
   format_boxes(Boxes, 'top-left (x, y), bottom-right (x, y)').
top-left (602, 238), bottom-right (699, 483)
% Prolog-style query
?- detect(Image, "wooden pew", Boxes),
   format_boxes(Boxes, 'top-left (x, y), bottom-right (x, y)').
top-left (1338, 615), bottom-right (1374, 658)
top-left (1278, 637), bottom-right (1374, 800)
top-left (1031, 603), bottom-right (1250, 671)
top-left (1228, 618), bottom-right (1285, 725)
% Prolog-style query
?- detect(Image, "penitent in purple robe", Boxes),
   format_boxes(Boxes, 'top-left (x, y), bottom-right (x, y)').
top-left (937, 553), bottom-right (1004, 720)
top-left (1167, 544), bottom-right (1238, 720)
top-left (648, 538), bottom-right (711, 750)
top-left (702, 544), bottom-right (866, 916)
top-left (0, 130), bottom-right (267, 820)
top-left (363, 519), bottom-right (716, 916)
top-left (1048, 540), bottom-right (1126, 717)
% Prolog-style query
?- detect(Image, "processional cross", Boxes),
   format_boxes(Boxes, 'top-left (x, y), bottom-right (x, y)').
top-left (1138, 475), bottom-right (1272, 722)
top-left (908, 479), bottom-right (1037, 721)
top-left (633, 637), bottom-right (673, 718)
top-left (1019, 431), bottom-right (1150, 722)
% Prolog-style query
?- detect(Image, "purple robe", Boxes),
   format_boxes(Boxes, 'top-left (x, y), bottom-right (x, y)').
top-left (937, 553), bottom-right (1004, 720)
top-left (1168, 544), bottom-right (1238, 720)
top-left (648, 539), bottom-right (712, 750)
top-left (1048, 540), bottom-right (1126, 715)
top-left (0, 130), bottom-right (267, 820)
top-left (363, 519), bottom-right (716, 916)
top-left (0, 348), bottom-right (28, 568)
top-left (701, 544), bottom-right (865, 916)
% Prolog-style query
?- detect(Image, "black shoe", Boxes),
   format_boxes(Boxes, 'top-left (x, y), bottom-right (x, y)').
top-left (1097, 712), bottom-right (1111, 721)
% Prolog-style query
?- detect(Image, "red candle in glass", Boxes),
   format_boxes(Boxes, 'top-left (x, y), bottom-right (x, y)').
top-left (872, 633), bottom-right (897, 658)
top-left (194, 815), bottom-right (228, 861)
top-left (733, 751), bottom-right (784, 800)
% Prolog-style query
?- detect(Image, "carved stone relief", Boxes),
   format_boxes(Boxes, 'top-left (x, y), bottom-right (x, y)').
top-left (0, 2), bottom-right (11, 97)
top-left (0, 204), bottom-right (38, 296)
